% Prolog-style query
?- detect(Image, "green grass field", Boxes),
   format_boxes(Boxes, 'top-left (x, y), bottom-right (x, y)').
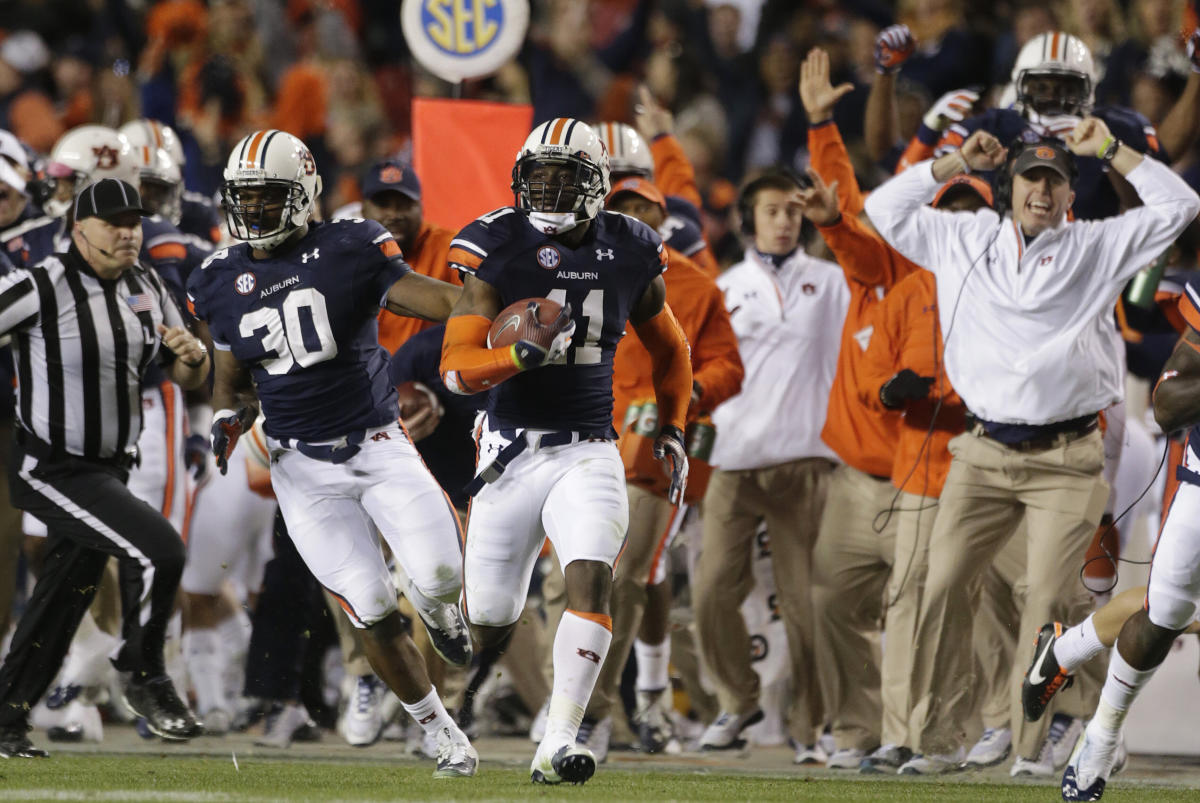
top-left (0, 755), bottom-right (1195, 802)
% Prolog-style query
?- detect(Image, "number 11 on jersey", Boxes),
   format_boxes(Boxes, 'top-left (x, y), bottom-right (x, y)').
top-left (546, 288), bottom-right (603, 366)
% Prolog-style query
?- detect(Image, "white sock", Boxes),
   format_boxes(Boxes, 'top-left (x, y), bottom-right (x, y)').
top-left (545, 610), bottom-right (612, 745)
top-left (62, 613), bottom-right (120, 688)
top-left (182, 627), bottom-right (228, 714)
top-left (401, 688), bottom-right (460, 737)
top-left (1092, 641), bottom-right (1158, 736)
top-left (217, 611), bottom-right (251, 702)
top-left (634, 636), bottom-right (670, 693)
top-left (1055, 615), bottom-right (1104, 672)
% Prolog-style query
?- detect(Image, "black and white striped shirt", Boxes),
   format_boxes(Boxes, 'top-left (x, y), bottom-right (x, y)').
top-left (0, 245), bottom-right (185, 460)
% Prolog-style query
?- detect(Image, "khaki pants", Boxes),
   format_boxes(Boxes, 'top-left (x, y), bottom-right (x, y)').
top-left (908, 430), bottom-right (1109, 755)
top-left (694, 457), bottom-right (831, 742)
top-left (587, 483), bottom-right (676, 720)
top-left (811, 465), bottom-right (899, 751)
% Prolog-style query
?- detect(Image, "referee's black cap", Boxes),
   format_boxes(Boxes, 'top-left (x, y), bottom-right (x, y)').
top-left (73, 178), bottom-right (149, 222)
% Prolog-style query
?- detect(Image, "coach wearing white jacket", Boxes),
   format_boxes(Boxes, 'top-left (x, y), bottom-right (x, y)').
top-left (863, 118), bottom-right (1200, 774)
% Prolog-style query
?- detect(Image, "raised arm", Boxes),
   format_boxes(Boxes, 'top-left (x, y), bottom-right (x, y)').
top-left (799, 47), bottom-right (862, 216)
top-left (863, 24), bottom-right (915, 164)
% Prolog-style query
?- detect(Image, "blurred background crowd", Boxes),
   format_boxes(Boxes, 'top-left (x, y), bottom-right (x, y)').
top-left (4, 0), bottom-right (1199, 270)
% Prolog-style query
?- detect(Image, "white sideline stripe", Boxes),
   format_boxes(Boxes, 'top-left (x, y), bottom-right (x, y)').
top-left (0, 794), bottom-right (399, 803)
top-left (20, 455), bottom-right (156, 627)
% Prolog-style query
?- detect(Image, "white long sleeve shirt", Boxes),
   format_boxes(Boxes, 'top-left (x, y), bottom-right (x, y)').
top-left (864, 157), bottom-right (1200, 425)
top-left (711, 248), bottom-right (849, 470)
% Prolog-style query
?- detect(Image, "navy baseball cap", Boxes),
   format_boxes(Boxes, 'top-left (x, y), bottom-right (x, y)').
top-left (1011, 143), bottom-right (1075, 183)
top-left (362, 161), bottom-right (421, 202)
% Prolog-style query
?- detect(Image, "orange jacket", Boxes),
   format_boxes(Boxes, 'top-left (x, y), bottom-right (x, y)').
top-left (650, 134), bottom-right (720, 278)
top-left (611, 246), bottom-right (743, 429)
top-left (859, 270), bottom-right (965, 498)
top-left (377, 220), bottom-right (460, 353)
top-left (809, 122), bottom-right (913, 477)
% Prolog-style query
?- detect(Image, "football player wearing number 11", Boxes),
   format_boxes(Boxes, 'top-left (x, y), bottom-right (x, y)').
top-left (185, 130), bottom-right (478, 778)
top-left (439, 118), bottom-right (693, 785)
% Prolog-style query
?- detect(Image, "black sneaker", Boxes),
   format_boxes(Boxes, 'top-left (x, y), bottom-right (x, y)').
top-left (415, 601), bottom-right (474, 668)
top-left (121, 675), bottom-right (202, 741)
top-left (1022, 622), bottom-right (1074, 722)
top-left (0, 723), bottom-right (48, 758)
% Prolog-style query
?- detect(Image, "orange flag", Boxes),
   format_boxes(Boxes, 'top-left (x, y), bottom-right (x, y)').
top-left (412, 98), bottom-right (533, 232)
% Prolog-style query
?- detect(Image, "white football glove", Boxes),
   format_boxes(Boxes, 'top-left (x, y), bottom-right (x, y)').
top-left (922, 88), bottom-right (980, 132)
top-left (653, 425), bottom-right (689, 506)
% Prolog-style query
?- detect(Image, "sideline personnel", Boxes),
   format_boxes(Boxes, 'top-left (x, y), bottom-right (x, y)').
top-left (864, 119), bottom-right (1200, 773)
top-left (0, 178), bottom-right (210, 757)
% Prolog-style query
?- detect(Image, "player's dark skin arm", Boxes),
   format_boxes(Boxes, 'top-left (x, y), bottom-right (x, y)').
top-left (384, 272), bottom-right (463, 322)
top-left (203, 317), bottom-right (259, 417)
top-left (1153, 328), bottom-right (1200, 433)
top-left (629, 274), bottom-right (666, 324)
top-left (447, 274), bottom-right (503, 320)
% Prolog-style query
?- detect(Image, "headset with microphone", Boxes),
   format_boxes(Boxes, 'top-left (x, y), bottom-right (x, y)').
top-left (736, 166), bottom-right (813, 237)
top-left (993, 135), bottom-right (1078, 218)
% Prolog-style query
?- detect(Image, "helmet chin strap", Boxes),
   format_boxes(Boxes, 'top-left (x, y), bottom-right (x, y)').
top-left (527, 211), bottom-right (579, 235)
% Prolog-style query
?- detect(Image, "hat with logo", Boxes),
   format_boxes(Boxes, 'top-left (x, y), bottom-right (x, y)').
top-left (932, 174), bottom-right (994, 209)
top-left (73, 178), bottom-right (149, 221)
top-left (605, 176), bottom-right (667, 212)
top-left (1010, 142), bottom-right (1075, 182)
top-left (362, 160), bottom-right (421, 202)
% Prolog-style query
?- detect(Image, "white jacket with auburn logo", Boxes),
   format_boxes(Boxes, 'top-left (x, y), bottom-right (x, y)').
top-left (711, 248), bottom-right (849, 471)
top-left (864, 156), bottom-right (1200, 425)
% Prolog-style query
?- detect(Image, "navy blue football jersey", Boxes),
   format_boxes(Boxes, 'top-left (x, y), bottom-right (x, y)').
top-left (937, 106), bottom-right (1163, 221)
top-left (1, 214), bottom-right (64, 268)
top-left (449, 208), bottom-right (666, 434)
top-left (186, 219), bottom-right (411, 442)
top-left (180, 190), bottom-right (222, 245)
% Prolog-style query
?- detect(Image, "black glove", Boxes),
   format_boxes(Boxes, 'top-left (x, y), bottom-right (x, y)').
top-left (879, 369), bottom-right (934, 409)
top-left (211, 406), bottom-right (257, 475)
top-left (185, 433), bottom-right (210, 483)
top-left (653, 425), bottom-right (689, 506)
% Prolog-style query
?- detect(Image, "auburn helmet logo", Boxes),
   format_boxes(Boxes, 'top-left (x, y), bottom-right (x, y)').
top-left (1034, 146), bottom-right (1057, 160)
top-left (576, 648), bottom-right (601, 664)
top-left (301, 150), bottom-right (316, 176)
top-left (93, 145), bottom-right (119, 169)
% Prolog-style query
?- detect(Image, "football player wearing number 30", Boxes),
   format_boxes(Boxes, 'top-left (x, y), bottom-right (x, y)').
top-left (185, 130), bottom-right (479, 779)
top-left (439, 118), bottom-right (693, 786)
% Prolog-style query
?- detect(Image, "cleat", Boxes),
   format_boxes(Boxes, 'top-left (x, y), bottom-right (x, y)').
top-left (698, 709), bottom-right (764, 750)
top-left (826, 747), bottom-right (865, 769)
top-left (121, 675), bottom-right (201, 741)
top-left (341, 675), bottom-right (384, 747)
top-left (1061, 726), bottom-right (1117, 801)
top-left (0, 723), bottom-right (48, 758)
top-left (860, 744), bottom-right (912, 773)
top-left (966, 727), bottom-right (1012, 768)
top-left (201, 707), bottom-right (232, 736)
top-left (433, 727), bottom-right (477, 778)
top-left (1023, 623), bottom-right (1074, 722)
top-left (254, 703), bottom-right (314, 748)
top-left (633, 690), bottom-right (677, 754)
top-left (531, 742), bottom-right (596, 785)
top-left (898, 748), bottom-right (965, 775)
top-left (415, 601), bottom-right (473, 668)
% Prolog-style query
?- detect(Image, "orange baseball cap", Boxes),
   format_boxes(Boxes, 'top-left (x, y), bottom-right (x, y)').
top-left (606, 176), bottom-right (667, 212)
top-left (932, 173), bottom-right (994, 209)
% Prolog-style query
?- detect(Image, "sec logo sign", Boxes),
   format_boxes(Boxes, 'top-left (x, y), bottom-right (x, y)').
top-left (235, 272), bottom-right (256, 295)
top-left (402, 0), bottom-right (529, 83)
top-left (536, 245), bottom-right (561, 269)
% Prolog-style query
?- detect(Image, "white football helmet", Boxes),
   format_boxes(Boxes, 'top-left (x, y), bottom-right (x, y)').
top-left (593, 121), bottom-right (653, 180)
top-left (44, 125), bottom-right (137, 218)
top-left (133, 145), bottom-right (183, 225)
top-left (221, 130), bottom-right (322, 250)
top-left (120, 119), bottom-right (186, 169)
top-left (512, 118), bottom-right (610, 232)
top-left (1011, 32), bottom-right (1096, 119)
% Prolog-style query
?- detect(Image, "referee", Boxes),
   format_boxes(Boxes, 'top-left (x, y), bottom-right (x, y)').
top-left (0, 178), bottom-right (210, 758)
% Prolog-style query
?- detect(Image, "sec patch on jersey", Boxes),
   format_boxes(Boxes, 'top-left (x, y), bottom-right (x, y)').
top-left (487, 298), bottom-right (566, 349)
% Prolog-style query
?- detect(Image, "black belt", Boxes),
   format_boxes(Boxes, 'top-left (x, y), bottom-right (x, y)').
top-left (464, 428), bottom-right (611, 496)
top-left (964, 413), bottom-right (1099, 453)
top-left (14, 427), bottom-right (137, 471)
top-left (277, 428), bottom-right (367, 464)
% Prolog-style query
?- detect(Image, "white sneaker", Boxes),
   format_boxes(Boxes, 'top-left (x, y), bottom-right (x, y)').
top-left (792, 741), bottom-right (828, 765)
top-left (898, 748), bottom-right (965, 775)
top-left (1061, 724), bottom-right (1118, 801)
top-left (529, 698), bottom-right (549, 743)
top-left (200, 707), bottom-right (232, 736)
top-left (341, 675), bottom-right (384, 747)
top-left (1011, 755), bottom-right (1055, 777)
top-left (1048, 714), bottom-right (1083, 769)
top-left (254, 703), bottom-right (310, 748)
top-left (698, 709), bottom-right (764, 750)
top-left (860, 744), bottom-right (912, 773)
top-left (531, 740), bottom-right (596, 785)
top-left (575, 716), bottom-right (611, 764)
top-left (46, 700), bottom-right (103, 743)
top-left (826, 747), bottom-right (865, 769)
top-left (965, 727), bottom-right (1012, 768)
top-left (433, 726), bottom-right (477, 778)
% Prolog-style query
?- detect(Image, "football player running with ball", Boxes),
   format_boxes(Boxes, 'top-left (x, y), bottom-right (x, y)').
top-left (439, 118), bottom-right (693, 785)
top-left (186, 130), bottom-right (478, 778)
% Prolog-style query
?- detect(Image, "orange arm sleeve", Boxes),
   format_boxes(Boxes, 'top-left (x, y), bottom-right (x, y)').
top-left (816, 212), bottom-right (918, 288)
top-left (689, 286), bottom-right (744, 412)
top-left (807, 121), bottom-right (865, 217)
top-left (649, 134), bottom-right (703, 210)
top-left (633, 304), bottom-right (692, 431)
top-left (896, 135), bottom-right (936, 174)
top-left (439, 315), bottom-right (521, 394)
